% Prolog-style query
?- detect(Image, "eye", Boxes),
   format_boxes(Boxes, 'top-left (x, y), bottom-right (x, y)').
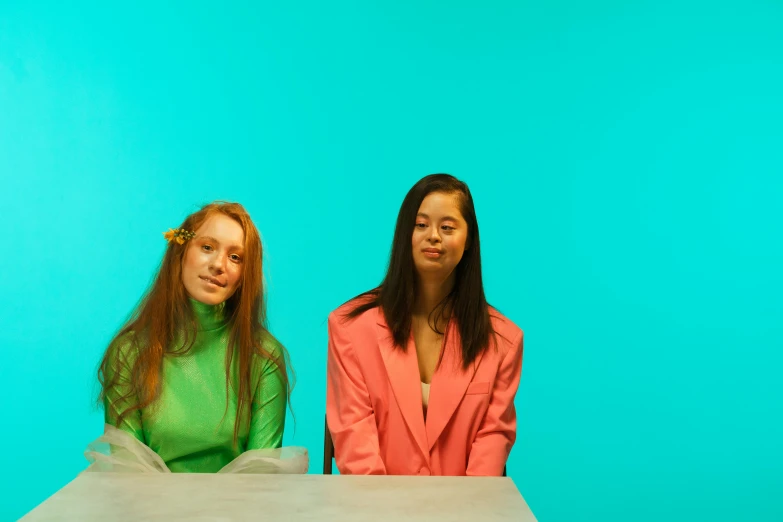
top-left (201, 244), bottom-right (214, 252)
top-left (415, 223), bottom-right (427, 229)
top-left (229, 254), bottom-right (243, 263)
top-left (441, 225), bottom-right (455, 231)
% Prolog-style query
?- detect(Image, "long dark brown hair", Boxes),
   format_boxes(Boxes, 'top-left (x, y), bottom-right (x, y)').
top-left (346, 174), bottom-right (495, 368)
top-left (98, 201), bottom-right (291, 442)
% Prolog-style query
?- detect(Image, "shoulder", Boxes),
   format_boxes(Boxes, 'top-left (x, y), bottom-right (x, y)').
top-left (328, 294), bottom-right (379, 333)
top-left (258, 330), bottom-right (283, 354)
top-left (254, 330), bottom-right (287, 373)
top-left (488, 307), bottom-right (523, 352)
top-left (107, 331), bottom-right (141, 362)
top-left (101, 331), bottom-right (142, 381)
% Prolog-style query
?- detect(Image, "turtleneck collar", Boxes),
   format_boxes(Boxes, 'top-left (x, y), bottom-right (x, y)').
top-left (189, 298), bottom-right (228, 331)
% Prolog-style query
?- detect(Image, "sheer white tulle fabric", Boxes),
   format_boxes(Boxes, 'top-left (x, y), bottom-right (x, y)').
top-left (83, 424), bottom-right (308, 474)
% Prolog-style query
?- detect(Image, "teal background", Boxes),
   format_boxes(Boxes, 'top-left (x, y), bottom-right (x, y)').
top-left (2, 1), bottom-right (781, 520)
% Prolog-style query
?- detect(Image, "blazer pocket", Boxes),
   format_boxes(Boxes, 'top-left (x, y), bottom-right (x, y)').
top-left (466, 381), bottom-right (490, 395)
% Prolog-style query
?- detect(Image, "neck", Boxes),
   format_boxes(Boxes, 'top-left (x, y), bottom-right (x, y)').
top-left (414, 272), bottom-right (455, 318)
top-left (188, 297), bottom-right (227, 331)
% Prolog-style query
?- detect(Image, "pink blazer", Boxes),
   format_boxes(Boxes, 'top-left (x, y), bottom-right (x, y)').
top-left (326, 303), bottom-right (523, 476)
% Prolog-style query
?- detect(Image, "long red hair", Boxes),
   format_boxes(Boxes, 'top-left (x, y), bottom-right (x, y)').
top-left (98, 201), bottom-right (290, 442)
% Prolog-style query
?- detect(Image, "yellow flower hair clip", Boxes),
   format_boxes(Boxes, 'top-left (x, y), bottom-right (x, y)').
top-left (163, 228), bottom-right (196, 245)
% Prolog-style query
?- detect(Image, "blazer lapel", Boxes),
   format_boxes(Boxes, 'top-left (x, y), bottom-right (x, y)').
top-left (426, 320), bottom-right (484, 450)
top-left (375, 310), bottom-right (430, 462)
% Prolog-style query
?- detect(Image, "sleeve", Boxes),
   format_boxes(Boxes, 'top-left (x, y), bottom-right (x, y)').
top-left (103, 339), bottom-right (145, 443)
top-left (466, 329), bottom-right (523, 476)
top-left (326, 312), bottom-right (386, 474)
top-left (247, 335), bottom-right (287, 450)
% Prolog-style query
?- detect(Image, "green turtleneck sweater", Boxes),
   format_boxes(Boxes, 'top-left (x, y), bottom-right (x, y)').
top-left (103, 299), bottom-right (286, 473)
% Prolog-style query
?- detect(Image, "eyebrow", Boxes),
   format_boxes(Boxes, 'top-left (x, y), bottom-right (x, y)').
top-left (197, 235), bottom-right (245, 251)
top-left (416, 212), bottom-right (461, 222)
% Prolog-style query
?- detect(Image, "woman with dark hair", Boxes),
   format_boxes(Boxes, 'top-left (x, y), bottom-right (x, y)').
top-left (326, 174), bottom-right (523, 476)
top-left (91, 201), bottom-right (305, 473)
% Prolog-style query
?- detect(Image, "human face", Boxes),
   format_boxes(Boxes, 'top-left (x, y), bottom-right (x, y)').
top-left (181, 214), bottom-right (245, 305)
top-left (411, 191), bottom-right (469, 280)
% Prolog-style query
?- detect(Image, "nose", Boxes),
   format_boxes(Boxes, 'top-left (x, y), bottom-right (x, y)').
top-left (428, 226), bottom-right (441, 243)
top-left (210, 254), bottom-right (227, 274)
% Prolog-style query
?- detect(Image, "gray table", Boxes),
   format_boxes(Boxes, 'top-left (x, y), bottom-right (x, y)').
top-left (21, 473), bottom-right (537, 521)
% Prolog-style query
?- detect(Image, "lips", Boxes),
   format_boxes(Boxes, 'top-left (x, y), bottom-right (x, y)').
top-left (421, 248), bottom-right (444, 259)
top-left (199, 275), bottom-right (226, 288)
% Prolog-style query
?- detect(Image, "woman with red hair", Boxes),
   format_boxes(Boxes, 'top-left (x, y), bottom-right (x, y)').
top-left (93, 201), bottom-right (302, 473)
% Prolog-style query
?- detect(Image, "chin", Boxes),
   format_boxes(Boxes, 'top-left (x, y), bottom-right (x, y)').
top-left (415, 263), bottom-right (447, 274)
top-left (192, 293), bottom-right (225, 306)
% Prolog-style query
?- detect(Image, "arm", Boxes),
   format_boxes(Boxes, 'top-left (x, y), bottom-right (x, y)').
top-left (102, 341), bottom-right (144, 442)
top-left (247, 336), bottom-right (286, 450)
top-left (326, 313), bottom-right (386, 474)
top-left (466, 330), bottom-right (524, 476)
